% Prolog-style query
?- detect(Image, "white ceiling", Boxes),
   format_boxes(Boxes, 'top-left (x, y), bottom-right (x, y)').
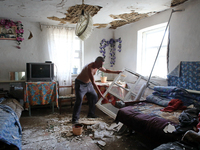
top-left (0, 0), bottom-right (187, 29)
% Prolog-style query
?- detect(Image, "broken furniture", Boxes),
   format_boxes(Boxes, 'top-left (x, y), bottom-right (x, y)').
top-left (115, 86), bottom-right (200, 145)
top-left (96, 68), bottom-right (159, 119)
top-left (58, 81), bottom-right (75, 114)
top-left (96, 67), bottom-right (200, 146)
top-left (24, 81), bottom-right (58, 116)
top-left (95, 81), bottom-right (126, 103)
top-left (0, 98), bottom-right (23, 150)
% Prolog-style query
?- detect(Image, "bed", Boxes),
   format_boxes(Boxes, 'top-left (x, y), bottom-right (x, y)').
top-left (0, 98), bottom-right (23, 150)
top-left (115, 86), bottom-right (200, 143)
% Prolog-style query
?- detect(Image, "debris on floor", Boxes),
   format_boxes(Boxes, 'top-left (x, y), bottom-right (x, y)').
top-left (20, 105), bottom-right (159, 150)
top-left (21, 112), bottom-right (115, 149)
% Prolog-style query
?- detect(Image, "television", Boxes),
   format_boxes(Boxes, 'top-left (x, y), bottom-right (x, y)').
top-left (26, 62), bottom-right (54, 82)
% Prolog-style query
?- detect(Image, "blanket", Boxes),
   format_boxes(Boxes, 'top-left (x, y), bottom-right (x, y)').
top-left (167, 61), bottom-right (200, 91)
top-left (146, 86), bottom-right (200, 108)
top-left (115, 104), bottom-right (181, 143)
top-left (0, 104), bottom-right (22, 150)
top-left (161, 99), bottom-right (187, 112)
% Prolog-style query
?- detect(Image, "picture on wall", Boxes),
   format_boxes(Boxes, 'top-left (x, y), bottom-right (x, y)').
top-left (0, 26), bottom-right (17, 40)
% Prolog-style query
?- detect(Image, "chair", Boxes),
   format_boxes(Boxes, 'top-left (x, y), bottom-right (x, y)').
top-left (58, 81), bottom-right (76, 114)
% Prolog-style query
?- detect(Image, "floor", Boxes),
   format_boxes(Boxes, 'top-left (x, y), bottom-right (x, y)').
top-left (19, 103), bottom-right (161, 150)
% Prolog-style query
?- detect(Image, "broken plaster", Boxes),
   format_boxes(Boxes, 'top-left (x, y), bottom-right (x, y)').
top-left (171, 0), bottom-right (188, 7)
top-left (93, 24), bottom-right (108, 29)
top-left (47, 0), bottom-right (188, 29)
top-left (109, 11), bottom-right (149, 29)
top-left (48, 4), bottom-right (102, 25)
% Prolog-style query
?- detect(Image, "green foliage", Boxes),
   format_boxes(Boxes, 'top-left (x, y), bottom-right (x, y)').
top-left (97, 69), bottom-right (105, 77)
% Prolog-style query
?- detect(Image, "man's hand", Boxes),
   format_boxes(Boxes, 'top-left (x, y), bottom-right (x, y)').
top-left (116, 70), bottom-right (122, 74)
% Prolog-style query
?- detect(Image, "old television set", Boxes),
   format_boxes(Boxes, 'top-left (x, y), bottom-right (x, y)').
top-left (26, 62), bottom-right (54, 82)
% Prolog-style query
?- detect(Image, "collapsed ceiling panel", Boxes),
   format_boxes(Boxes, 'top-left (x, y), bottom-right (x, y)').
top-left (48, 4), bottom-right (102, 25)
top-left (93, 24), bottom-right (108, 29)
top-left (0, 0), bottom-right (190, 29)
top-left (109, 11), bottom-right (149, 29)
top-left (171, 0), bottom-right (188, 6)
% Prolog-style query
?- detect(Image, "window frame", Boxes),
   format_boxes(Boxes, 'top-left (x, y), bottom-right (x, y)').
top-left (137, 23), bottom-right (168, 78)
top-left (72, 37), bottom-right (84, 75)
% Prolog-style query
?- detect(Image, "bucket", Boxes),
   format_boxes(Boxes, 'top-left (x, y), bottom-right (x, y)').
top-left (72, 123), bottom-right (83, 135)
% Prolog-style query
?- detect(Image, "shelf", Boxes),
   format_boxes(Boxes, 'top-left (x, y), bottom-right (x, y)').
top-left (0, 80), bottom-right (26, 83)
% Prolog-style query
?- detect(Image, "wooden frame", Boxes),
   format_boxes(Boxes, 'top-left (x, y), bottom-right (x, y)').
top-left (96, 68), bottom-right (159, 119)
top-left (0, 26), bottom-right (17, 40)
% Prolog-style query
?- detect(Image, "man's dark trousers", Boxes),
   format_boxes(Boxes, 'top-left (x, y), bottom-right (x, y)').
top-left (72, 79), bottom-right (98, 122)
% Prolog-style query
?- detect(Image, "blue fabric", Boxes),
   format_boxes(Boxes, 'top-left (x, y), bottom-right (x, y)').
top-left (148, 86), bottom-right (200, 107)
top-left (0, 104), bottom-right (22, 150)
top-left (153, 86), bottom-right (177, 94)
top-left (0, 97), bottom-right (6, 103)
top-left (146, 94), bottom-right (171, 107)
top-left (168, 63), bottom-right (181, 77)
top-left (168, 61), bottom-right (200, 91)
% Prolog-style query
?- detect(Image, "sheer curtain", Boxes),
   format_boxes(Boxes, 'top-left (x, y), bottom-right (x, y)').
top-left (41, 25), bottom-right (75, 87)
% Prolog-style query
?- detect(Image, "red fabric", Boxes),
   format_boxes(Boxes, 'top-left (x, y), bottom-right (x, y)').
top-left (160, 99), bottom-right (187, 112)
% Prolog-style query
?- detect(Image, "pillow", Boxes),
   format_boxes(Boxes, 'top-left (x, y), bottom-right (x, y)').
top-left (146, 94), bottom-right (171, 107)
top-left (1, 98), bottom-right (24, 118)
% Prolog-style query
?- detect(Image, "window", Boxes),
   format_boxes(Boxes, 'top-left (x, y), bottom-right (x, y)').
top-left (72, 37), bottom-right (84, 74)
top-left (137, 23), bottom-right (168, 78)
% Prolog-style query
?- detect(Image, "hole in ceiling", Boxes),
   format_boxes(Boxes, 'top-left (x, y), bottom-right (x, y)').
top-left (93, 24), bottom-right (108, 29)
top-left (109, 11), bottom-right (148, 29)
top-left (47, 0), bottom-right (188, 29)
top-left (47, 4), bottom-right (102, 25)
top-left (171, 0), bottom-right (188, 7)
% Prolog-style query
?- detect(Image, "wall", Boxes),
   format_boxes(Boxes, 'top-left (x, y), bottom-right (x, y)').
top-left (84, 28), bottom-right (114, 80)
top-left (0, 21), bottom-right (49, 90)
top-left (1, 0), bottom-right (199, 90)
top-left (0, 20), bottom-right (113, 90)
top-left (169, 0), bottom-right (200, 71)
top-left (114, 0), bottom-right (200, 74)
top-left (0, 21), bottom-right (48, 80)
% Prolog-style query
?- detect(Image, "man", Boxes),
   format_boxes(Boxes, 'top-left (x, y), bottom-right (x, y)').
top-left (72, 56), bottom-right (122, 124)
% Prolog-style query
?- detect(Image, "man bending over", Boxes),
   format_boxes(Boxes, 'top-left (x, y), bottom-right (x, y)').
top-left (72, 56), bottom-right (122, 124)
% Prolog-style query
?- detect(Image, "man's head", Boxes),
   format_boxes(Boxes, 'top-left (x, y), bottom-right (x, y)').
top-left (95, 56), bottom-right (104, 69)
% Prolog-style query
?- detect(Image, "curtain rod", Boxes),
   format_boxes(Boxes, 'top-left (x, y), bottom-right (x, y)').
top-left (40, 24), bottom-right (75, 31)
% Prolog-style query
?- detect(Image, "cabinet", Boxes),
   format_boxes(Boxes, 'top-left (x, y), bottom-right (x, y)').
top-left (0, 80), bottom-right (25, 104)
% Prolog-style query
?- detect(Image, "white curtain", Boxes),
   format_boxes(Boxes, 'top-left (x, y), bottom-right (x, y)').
top-left (41, 25), bottom-right (75, 86)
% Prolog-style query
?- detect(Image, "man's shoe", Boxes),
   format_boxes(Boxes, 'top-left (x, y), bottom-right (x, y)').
top-left (72, 120), bottom-right (79, 124)
top-left (87, 114), bottom-right (99, 118)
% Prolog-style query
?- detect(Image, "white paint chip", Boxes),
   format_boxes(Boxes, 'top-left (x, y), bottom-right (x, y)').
top-left (163, 123), bottom-right (176, 133)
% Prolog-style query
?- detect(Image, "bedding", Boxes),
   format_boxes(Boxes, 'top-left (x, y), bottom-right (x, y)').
top-left (0, 104), bottom-right (22, 150)
top-left (167, 61), bottom-right (200, 91)
top-left (1, 98), bottom-right (24, 118)
top-left (128, 102), bottom-right (182, 124)
top-left (146, 86), bottom-right (200, 107)
top-left (115, 103), bottom-right (181, 143)
top-left (115, 86), bottom-right (200, 143)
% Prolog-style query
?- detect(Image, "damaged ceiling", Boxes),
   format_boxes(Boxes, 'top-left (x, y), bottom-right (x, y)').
top-left (0, 0), bottom-right (188, 29)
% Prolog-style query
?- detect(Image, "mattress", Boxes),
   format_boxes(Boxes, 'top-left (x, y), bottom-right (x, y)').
top-left (115, 102), bottom-right (182, 142)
